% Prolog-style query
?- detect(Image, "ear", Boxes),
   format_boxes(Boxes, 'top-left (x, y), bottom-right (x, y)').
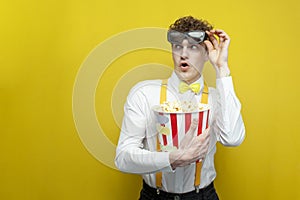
top-left (200, 43), bottom-right (209, 61)
top-left (204, 51), bottom-right (209, 62)
top-left (203, 48), bottom-right (209, 62)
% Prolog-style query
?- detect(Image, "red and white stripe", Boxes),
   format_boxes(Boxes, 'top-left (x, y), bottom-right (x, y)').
top-left (158, 110), bottom-right (210, 149)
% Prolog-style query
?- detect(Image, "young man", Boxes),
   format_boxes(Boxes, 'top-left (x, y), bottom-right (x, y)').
top-left (115, 16), bottom-right (245, 200)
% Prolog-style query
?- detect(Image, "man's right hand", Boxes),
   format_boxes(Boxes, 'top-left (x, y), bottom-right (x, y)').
top-left (169, 119), bottom-right (210, 169)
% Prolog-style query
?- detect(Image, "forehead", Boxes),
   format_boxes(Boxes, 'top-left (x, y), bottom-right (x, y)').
top-left (173, 39), bottom-right (203, 47)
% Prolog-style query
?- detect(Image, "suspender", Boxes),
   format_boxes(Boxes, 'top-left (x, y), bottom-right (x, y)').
top-left (194, 80), bottom-right (209, 189)
top-left (156, 79), bottom-right (209, 192)
top-left (155, 79), bottom-right (168, 191)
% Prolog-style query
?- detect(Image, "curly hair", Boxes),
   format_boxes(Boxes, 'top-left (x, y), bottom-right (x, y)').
top-left (169, 16), bottom-right (213, 32)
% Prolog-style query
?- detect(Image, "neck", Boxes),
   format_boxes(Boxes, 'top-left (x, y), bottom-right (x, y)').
top-left (183, 74), bottom-right (201, 85)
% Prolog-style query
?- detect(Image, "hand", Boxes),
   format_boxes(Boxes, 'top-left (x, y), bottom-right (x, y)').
top-left (169, 119), bottom-right (210, 169)
top-left (204, 29), bottom-right (231, 78)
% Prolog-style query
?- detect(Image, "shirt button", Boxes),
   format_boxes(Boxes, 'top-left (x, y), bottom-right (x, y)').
top-left (174, 195), bottom-right (180, 200)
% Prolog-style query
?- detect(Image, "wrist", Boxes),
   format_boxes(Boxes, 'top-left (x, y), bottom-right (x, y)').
top-left (169, 150), bottom-right (179, 169)
top-left (216, 65), bottom-right (231, 78)
top-left (169, 150), bottom-right (185, 170)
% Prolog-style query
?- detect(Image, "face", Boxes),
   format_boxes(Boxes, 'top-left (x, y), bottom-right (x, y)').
top-left (172, 39), bottom-right (208, 84)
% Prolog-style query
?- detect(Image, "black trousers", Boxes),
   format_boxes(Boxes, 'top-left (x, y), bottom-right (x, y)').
top-left (139, 181), bottom-right (219, 200)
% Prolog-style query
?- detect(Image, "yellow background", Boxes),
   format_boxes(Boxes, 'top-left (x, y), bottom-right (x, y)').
top-left (1, 0), bottom-right (299, 199)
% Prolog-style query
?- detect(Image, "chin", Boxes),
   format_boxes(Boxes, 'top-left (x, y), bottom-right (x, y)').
top-left (176, 72), bottom-right (201, 84)
top-left (175, 72), bottom-right (191, 82)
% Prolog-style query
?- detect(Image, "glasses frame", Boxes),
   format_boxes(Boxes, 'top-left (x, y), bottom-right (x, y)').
top-left (167, 30), bottom-right (207, 45)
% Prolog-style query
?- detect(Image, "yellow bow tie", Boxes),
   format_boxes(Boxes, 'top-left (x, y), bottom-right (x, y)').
top-left (179, 82), bottom-right (201, 94)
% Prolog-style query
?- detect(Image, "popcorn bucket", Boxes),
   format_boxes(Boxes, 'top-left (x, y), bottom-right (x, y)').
top-left (152, 103), bottom-right (210, 152)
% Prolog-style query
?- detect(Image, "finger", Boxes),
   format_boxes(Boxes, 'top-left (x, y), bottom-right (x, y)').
top-left (214, 29), bottom-right (225, 33)
top-left (206, 31), bottom-right (219, 48)
top-left (214, 29), bottom-right (230, 41)
top-left (199, 127), bottom-right (210, 139)
top-left (203, 40), bottom-right (215, 52)
top-left (219, 34), bottom-right (230, 42)
top-left (180, 119), bottom-right (198, 149)
top-left (195, 135), bottom-right (209, 148)
top-left (202, 127), bottom-right (210, 136)
top-left (195, 128), bottom-right (210, 145)
top-left (218, 34), bottom-right (227, 41)
top-left (187, 119), bottom-right (198, 135)
top-left (211, 30), bottom-right (230, 42)
top-left (219, 37), bottom-right (230, 49)
top-left (211, 29), bottom-right (228, 37)
top-left (214, 29), bottom-right (227, 35)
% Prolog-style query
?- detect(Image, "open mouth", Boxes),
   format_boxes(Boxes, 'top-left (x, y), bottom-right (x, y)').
top-left (180, 62), bottom-right (189, 68)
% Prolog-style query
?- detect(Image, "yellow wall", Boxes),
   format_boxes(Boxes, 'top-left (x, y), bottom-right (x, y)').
top-left (1, 0), bottom-right (299, 199)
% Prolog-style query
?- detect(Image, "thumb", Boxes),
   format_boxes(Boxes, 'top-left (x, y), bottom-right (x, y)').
top-left (204, 40), bottom-right (214, 53)
top-left (200, 126), bottom-right (210, 139)
top-left (187, 119), bottom-right (198, 136)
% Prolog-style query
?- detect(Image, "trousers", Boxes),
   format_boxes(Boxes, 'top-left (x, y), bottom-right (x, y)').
top-left (139, 181), bottom-right (219, 200)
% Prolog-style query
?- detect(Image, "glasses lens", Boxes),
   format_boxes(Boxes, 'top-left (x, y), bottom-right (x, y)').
top-left (187, 31), bottom-right (205, 43)
top-left (167, 31), bottom-right (185, 44)
top-left (167, 30), bottom-right (206, 44)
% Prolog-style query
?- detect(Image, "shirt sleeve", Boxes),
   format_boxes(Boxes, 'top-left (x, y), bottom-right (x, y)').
top-left (212, 76), bottom-right (246, 146)
top-left (115, 82), bottom-right (174, 174)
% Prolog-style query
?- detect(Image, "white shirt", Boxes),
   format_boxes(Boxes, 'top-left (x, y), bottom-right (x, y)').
top-left (115, 72), bottom-right (245, 193)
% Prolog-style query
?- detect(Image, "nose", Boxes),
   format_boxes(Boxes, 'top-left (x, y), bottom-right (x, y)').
top-left (180, 40), bottom-right (189, 59)
top-left (180, 46), bottom-right (189, 59)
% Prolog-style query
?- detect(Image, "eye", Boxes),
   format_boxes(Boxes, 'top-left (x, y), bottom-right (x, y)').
top-left (190, 45), bottom-right (198, 50)
top-left (174, 44), bottom-right (182, 49)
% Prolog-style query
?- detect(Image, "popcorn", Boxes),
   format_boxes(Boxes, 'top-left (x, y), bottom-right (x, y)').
top-left (160, 101), bottom-right (182, 112)
top-left (159, 101), bottom-right (207, 113)
top-left (152, 101), bottom-right (210, 153)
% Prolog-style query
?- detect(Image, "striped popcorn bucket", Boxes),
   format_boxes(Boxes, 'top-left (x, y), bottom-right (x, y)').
top-left (152, 103), bottom-right (210, 152)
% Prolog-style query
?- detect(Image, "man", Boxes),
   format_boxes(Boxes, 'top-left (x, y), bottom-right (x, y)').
top-left (115, 16), bottom-right (245, 200)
